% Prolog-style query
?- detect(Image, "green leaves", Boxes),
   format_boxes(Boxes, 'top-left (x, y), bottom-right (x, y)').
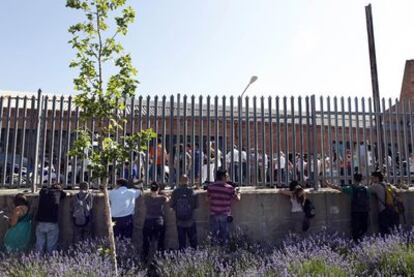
top-left (67, 0), bottom-right (154, 183)
top-left (115, 6), bottom-right (135, 35)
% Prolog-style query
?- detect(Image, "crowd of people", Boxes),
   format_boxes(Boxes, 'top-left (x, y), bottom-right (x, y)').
top-left (128, 139), bottom-right (413, 188)
top-left (1, 165), bottom-right (405, 261)
top-left (2, 168), bottom-right (241, 260)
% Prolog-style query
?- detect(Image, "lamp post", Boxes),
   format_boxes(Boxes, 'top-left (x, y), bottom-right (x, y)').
top-left (236, 76), bottom-right (258, 152)
top-left (240, 76), bottom-right (258, 98)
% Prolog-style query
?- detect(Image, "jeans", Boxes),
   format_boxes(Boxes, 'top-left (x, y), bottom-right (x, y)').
top-left (210, 214), bottom-right (230, 246)
top-left (177, 223), bottom-right (197, 250)
top-left (36, 222), bottom-right (59, 253)
top-left (229, 164), bottom-right (240, 182)
top-left (112, 215), bottom-right (133, 239)
top-left (142, 218), bottom-right (165, 259)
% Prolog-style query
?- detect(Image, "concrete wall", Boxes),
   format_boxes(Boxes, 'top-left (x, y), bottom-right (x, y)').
top-left (0, 188), bottom-right (413, 249)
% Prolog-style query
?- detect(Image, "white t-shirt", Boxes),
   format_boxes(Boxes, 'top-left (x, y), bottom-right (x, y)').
top-left (241, 151), bottom-right (247, 162)
top-left (410, 157), bottom-right (414, 173)
top-left (290, 197), bottom-right (303, 213)
top-left (226, 149), bottom-right (240, 164)
top-left (109, 186), bottom-right (141, 218)
top-left (279, 155), bottom-right (286, 169)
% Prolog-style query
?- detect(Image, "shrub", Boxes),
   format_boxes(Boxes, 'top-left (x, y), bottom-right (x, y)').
top-left (2, 228), bottom-right (414, 276)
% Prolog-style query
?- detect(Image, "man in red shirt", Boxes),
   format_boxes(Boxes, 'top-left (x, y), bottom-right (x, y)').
top-left (149, 139), bottom-right (168, 183)
top-left (207, 168), bottom-right (241, 245)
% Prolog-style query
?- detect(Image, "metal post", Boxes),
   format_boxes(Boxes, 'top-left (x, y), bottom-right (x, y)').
top-left (319, 96), bottom-right (325, 185)
top-left (283, 97), bottom-right (289, 186)
top-left (237, 97), bottom-right (243, 186)
top-left (129, 97), bottom-right (135, 182)
top-left (365, 4), bottom-right (383, 168)
top-left (2, 97), bottom-right (12, 186)
top-left (10, 97), bottom-right (20, 187)
top-left (48, 96), bottom-right (57, 185)
top-left (268, 96), bottom-right (274, 187)
top-left (153, 96), bottom-right (159, 182)
top-left (190, 95), bottom-right (195, 185)
top-left (56, 96), bottom-right (64, 184)
top-left (276, 97), bottom-right (281, 186)
top-left (161, 96), bottom-right (166, 184)
top-left (198, 96), bottom-right (203, 187)
top-left (261, 97), bottom-right (266, 185)
top-left (253, 96), bottom-right (258, 186)
top-left (31, 90), bottom-right (42, 191)
top-left (64, 96), bottom-right (72, 187)
top-left (245, 97), bottom-right (250, 185)
top-left (290, 96), bottom-right (296, 182)
top-left (311, 95), bottom-right (319, 189)
top-left (18, 97), bottom-right (28, 187)
top-left (327, 97), bottom-right (334, 183)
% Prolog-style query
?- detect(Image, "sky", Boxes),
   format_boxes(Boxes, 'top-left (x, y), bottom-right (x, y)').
top-left (0, 0), bottom-right (413, 101)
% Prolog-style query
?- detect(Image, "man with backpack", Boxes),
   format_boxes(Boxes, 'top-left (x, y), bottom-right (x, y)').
top-left (72, 182), bottom-right (93, 243)
top-left (369, 171), bottom-right (401, 235)
top-left (326, 173), bottom-right (370, 241)
top-left (35, 184), bottom-right (67, 253)
top-left (171, 175), bottom-right (198, 250)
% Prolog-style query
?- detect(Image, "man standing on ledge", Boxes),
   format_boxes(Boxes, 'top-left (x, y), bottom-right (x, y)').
top-left (207, 168), bottom-right (241, 245)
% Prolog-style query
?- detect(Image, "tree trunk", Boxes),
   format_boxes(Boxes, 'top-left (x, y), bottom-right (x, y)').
top-left (102, 183), bottom-right (118, 276)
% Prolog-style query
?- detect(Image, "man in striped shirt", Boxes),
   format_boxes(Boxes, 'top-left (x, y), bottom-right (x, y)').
top-left (207, 168), bottom-right (241, 245)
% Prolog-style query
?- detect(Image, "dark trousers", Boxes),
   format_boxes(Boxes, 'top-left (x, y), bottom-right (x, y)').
top-left (242, 162), bottom-right (247, 182)
top-left (73, 223), bottom-right (92, 243)
top-left (351, 212), bottom-right (369, 241)
top-left (177, 223), bottom-right (197, 250)
top-left (274, 169), bottom-right (286, 186)
top-left (112, 215), bottom-right (133, 239)
top-left (143, 218), bottom-right (165, 259)
top-left (229, 164), bottom-right (240, 182)
top-left (379, 208), bottom-right (400, 235)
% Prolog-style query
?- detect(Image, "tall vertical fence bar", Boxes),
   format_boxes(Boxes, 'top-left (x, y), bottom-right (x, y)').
top-left (0, 92), bottom-right (413, 188)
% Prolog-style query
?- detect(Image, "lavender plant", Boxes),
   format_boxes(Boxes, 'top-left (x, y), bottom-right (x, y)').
top-left (1, 228), bottom-right (414, 276)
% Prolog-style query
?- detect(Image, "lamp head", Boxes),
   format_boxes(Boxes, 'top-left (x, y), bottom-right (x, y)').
top-left (249, 76), bottom-right (258, 84)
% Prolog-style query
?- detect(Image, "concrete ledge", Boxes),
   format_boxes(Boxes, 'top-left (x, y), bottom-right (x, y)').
top-left (0, 188), bottom-right (413, 249)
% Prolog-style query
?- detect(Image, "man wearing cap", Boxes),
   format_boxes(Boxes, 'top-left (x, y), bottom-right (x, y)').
top-left (109, 178), bottom-right (141, 238)
top-left (369, 171), bottom-right (399, 234)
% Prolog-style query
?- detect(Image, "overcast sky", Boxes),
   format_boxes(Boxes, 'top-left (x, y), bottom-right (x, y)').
top-left (0, 0), bottom-right (413, 100)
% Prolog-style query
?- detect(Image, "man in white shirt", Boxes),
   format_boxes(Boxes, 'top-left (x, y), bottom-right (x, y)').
top-left (109, 178), bottom-right (141, 238)
top-left (241, 148), bottom-right (247, 183)
top-left (226, 145), bottom-right (240, 182)
top-left (275, 152), bottom-right (287, 185)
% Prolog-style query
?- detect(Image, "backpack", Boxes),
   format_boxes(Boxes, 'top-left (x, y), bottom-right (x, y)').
top-left (303, 199), bottom-right (316, 218)
top-left (351, 186), bottom-right (370, 213)
top-left (72, 192), bottom-right (92, 227)
top-left (175, 190), bottom-right (194, 221)
top-left (383, 183), bottom-right (405, 215)
top-left (4, 213), bottom-right (32, 253)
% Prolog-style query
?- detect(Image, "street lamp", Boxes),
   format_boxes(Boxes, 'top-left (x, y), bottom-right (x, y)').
top-left (240, 76), bottom-right (258, 98)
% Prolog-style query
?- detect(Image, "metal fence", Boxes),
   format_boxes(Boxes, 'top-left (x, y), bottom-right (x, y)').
top-left (0, 91), bottom-right (413, 189)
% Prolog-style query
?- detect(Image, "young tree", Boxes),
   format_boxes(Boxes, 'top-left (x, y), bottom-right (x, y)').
top-left (66, 0), bottom-right (155, 274)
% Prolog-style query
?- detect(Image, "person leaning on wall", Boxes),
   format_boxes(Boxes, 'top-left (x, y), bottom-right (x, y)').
top-left (3, 193), bottom-right (32, 253)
